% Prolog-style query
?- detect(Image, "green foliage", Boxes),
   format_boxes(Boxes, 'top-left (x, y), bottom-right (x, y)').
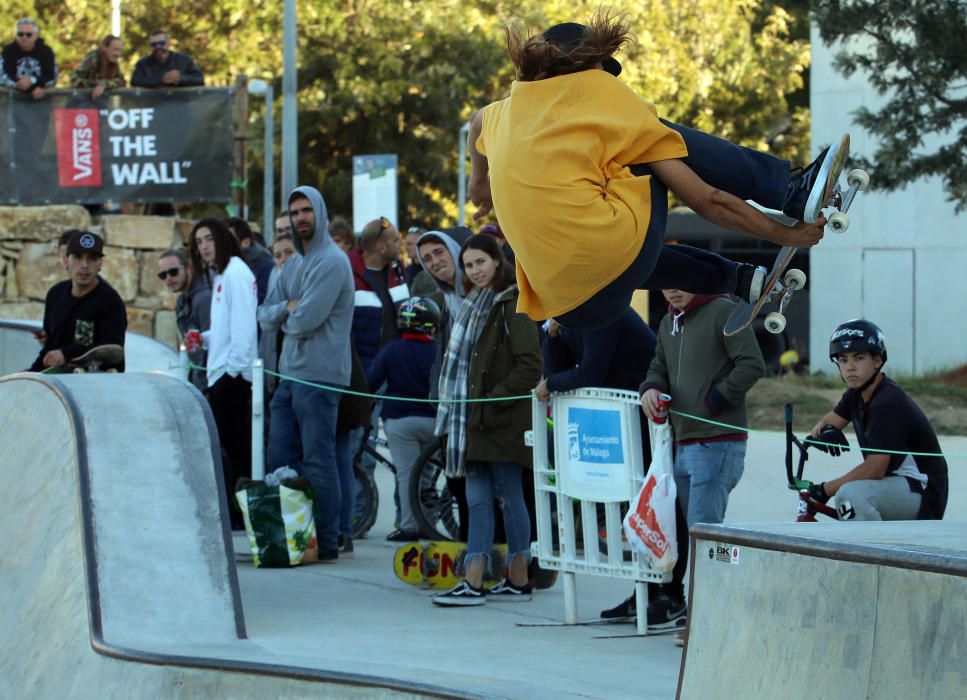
top-left (813, 0), bottom-right (967, 210)
top-left (3, 0), bottom-right (811, 226)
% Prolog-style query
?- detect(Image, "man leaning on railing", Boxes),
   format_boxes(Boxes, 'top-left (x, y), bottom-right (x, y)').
top-left (130, 28), bottom-right (204, 88)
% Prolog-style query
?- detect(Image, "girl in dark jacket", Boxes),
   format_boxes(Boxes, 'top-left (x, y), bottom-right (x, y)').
top-left (433, 235), bottom-right (542, 606)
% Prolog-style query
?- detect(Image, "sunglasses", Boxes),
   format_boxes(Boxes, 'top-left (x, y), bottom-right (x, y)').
top-left (17, 32), bottom-right (34, 38)
top-left (407, 226), bottom-right (422, 234)
top-left (150, 39), bottom-right (168, 48)
top-left (378, 216), bottom-right (391, 231)
top-left (157, 266), bottom-right (183, 280)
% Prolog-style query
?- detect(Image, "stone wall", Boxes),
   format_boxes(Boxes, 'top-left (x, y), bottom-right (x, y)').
top-left (0, 206), bottom-right (192, 349)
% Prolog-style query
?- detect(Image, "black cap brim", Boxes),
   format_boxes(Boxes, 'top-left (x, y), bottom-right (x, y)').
top-left (602, 56), bottom-right (621, 77)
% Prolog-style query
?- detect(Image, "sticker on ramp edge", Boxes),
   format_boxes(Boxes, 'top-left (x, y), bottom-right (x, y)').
top-left (709, 543), bottom-right (739, 564)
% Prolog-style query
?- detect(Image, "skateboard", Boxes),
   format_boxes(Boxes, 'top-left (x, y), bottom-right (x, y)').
top-left (393, 541), bottom-right (508, 589)
top-left (724, 136), bottom-right (870, 337)
top-left (723, 247), bottom-right (805, 337)
top-left (41, 344), bottom-right (124, 373)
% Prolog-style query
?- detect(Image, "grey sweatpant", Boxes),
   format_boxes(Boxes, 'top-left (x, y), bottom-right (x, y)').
top-left (835, 476), bottom-right (922, 521)
top-left (384, 415), bottom-right (437, 531)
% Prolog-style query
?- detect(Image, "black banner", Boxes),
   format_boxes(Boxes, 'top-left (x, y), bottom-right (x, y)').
top-left (0, 87), bottom-right (234, 205)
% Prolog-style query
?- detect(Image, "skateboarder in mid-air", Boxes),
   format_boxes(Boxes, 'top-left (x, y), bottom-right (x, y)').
top-left (467, 12), bottom-right (834, 335)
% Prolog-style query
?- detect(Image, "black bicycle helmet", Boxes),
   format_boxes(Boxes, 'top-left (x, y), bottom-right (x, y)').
top-left (397, 296), bottom-right (441, 334)
top-left (829, 319), bottom-right (887, 364)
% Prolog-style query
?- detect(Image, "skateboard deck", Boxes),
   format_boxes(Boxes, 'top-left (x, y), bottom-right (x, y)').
top-left (393, 541), bottom-right (508, 589)
top-left (805, 133), bottom-right (850, 223)
top-left (41, 344), bottom-right (124, 374)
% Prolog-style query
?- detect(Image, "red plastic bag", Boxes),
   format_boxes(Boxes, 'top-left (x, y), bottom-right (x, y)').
top-left (623, 421), bottom-right (677, 572)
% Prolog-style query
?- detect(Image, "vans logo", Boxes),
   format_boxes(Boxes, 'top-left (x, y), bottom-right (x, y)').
top-left (54, 109), bottom-right (102, 187)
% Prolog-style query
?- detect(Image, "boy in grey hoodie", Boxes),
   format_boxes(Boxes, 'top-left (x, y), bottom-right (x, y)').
top-left (266, 186), bottom-right (355, 561)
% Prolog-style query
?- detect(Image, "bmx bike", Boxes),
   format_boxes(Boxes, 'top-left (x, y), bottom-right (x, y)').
top-left (784, 403), bottom-right (854, 521)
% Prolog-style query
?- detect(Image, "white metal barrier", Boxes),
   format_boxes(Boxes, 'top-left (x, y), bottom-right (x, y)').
top-left (530, 388), bottom-right (670, 635)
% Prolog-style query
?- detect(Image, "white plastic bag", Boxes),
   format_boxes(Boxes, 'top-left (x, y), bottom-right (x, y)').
top-left (622, 420), bottom-right (678, 572)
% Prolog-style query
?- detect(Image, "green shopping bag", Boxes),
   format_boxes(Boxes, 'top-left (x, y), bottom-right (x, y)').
top-left (235, 478), bottom-right (317, 568)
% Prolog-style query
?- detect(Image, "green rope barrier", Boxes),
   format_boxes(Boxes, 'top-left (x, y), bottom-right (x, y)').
top-left (172, 361), bottom-right (965, 458)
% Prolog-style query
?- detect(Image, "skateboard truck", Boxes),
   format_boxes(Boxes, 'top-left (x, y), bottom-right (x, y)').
top-left (826, 169), bottom-right (870, 234)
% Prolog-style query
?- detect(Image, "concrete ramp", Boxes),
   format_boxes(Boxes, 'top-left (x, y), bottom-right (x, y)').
top-left (0, 373), bottom-right (470, 699)
top-left (678, 521), bottom-right (967, 699)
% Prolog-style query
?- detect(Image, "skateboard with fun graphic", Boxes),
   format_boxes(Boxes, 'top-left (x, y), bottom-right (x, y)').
top-left (393, 541), bottom-right (508, 589)
top-left (41, 344), bottom-right (124, 373)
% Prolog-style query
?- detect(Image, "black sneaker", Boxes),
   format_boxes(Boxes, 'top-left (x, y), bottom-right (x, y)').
top-left (647, 594), bottom-right (687, 631)
top-left (432, 579), bottom-right (486, 607)
top-left (782, 146), bottom-right (831, 222)
top-left (386, 528), bottom-right (421, 543)
top-left (318, 547), bottom-right (338, 564)
top-left (338, 534), bottom-right (354, 557)
top-left (734, 263), bottom-right (767, 304)
top-left (600, 594), bottom-right (635, 620)
top-left (487, 578), bottom-right (532, 602)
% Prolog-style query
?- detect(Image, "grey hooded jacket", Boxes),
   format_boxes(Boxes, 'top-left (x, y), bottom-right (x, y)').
top-left (272, 186), bottom-right (354, 385)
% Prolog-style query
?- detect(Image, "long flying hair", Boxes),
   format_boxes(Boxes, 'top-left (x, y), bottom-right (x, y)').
top-left (505, 10), bottom-right (630, 81)
top-left (189, 217), bottom-right (241, 280)
top-left (459, 234), bottom-right (516, 294)
top-left (97, 35), bottom-right (121, 79)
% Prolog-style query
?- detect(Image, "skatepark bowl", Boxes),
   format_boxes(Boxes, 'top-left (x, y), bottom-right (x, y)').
top-left (1, 371), bottom-right (964, 699)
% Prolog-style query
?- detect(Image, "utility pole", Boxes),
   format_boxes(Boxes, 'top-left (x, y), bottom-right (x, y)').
top-left (281, 0), bottom-right (298, 206)
top-left (111, 0), bottom-right (121, 36)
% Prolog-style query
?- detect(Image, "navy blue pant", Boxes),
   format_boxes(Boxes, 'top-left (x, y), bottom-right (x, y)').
top-left (558, 121), bottom-right (790, 331)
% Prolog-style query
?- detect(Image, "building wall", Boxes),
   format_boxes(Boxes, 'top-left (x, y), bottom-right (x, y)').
top-left (809, 27), bottom-right (967, 375)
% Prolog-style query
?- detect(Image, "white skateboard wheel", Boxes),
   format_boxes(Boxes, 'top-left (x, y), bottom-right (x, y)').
top-left (847, 169), bottom-right (870, 190)
top-left (828, 211), bottom-right (849, 234)
top-left (784, 269), bottom-right (806, 291)
top-left (764, 312), bottom-right (786, 334)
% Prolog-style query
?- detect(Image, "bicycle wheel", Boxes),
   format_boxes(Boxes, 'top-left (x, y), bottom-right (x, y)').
top-left (409, 439), bottom-right (460, 540)
top-left (352, 462), bottom-right (378, 538)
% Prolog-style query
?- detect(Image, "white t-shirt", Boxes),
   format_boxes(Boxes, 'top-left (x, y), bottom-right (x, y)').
top-left (205, 256), bottom-right (258, 386)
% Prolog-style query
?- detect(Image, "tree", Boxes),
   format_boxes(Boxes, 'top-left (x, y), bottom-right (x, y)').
top-left (813, 0), bottom-right (967, 210)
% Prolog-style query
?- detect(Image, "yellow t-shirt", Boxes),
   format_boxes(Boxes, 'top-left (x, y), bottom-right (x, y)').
top-left (478, 70), bottom-right (687, 320)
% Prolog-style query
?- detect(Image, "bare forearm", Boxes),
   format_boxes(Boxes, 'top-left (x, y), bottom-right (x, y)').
top-left (467, 111), bottom-right (488, 181)
top-left (702, 190), bottom-right (793, 245)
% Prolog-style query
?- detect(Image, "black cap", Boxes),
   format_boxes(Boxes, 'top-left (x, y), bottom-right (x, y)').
top-left (65, 230), bottom-right (105, 257)
top-left (543, 22), bottom-right (622, 77)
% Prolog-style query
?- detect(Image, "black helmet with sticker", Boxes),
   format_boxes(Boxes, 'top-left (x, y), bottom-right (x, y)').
top-left (396, 296), bottom-right (441, 335)
top-left (828, 319), bottom-right (887, 364)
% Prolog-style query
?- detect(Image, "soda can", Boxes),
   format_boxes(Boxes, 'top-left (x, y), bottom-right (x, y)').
top-left (653, 393), bottom-right (672, 424)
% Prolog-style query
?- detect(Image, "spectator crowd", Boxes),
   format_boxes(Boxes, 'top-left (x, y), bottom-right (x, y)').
top-left (2, 19), bottom-right (205, 100)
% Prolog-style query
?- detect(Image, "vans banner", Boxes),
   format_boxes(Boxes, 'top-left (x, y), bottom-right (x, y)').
top-left (0, 88), bottom-right (234, 204)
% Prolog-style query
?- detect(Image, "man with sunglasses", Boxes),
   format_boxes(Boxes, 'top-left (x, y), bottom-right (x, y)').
top-left (157, 248), bottom-right (211, 391)
top-left (1, 18), bottom-right (57, 99)
top-left (131, 29), bottom-right (204, 88)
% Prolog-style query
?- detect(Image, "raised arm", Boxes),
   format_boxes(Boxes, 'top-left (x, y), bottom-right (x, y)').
top-left (648, 158), bottom-right (826, 249)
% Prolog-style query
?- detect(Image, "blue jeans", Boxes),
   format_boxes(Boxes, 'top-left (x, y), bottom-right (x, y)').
top-left (558, 120), bottom-right (790, 331)
top-left (674, 440), bottom-right (747, 526)
top-left (466, 462), bottom-right (531, 567)
top-left (335, 430), bottom-right (354, 537)
top-left (267, 380), bottom-right (342, 550)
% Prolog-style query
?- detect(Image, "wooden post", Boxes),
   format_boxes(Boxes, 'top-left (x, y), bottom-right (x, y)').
top-left (232, 75), bottom-right (249, 218)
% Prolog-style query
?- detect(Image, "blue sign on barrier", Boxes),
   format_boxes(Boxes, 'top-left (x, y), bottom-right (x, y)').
top-left (566, 407), bottom-right (624, 465)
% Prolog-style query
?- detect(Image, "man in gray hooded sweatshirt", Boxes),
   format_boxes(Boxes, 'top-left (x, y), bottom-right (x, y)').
top-left (266, 186), bottom-right (354, 561)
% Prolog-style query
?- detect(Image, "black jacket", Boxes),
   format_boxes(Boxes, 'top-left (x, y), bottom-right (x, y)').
top-left (1, 38), bottom-right (57, 90)
top-left (30, 278), bottom-right (127, 372)
top-left (131, 51), bottom-right (204, 88)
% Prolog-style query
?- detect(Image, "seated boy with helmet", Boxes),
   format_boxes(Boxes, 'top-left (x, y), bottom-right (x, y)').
top-left (800, 320), bottom-right (948, 521)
